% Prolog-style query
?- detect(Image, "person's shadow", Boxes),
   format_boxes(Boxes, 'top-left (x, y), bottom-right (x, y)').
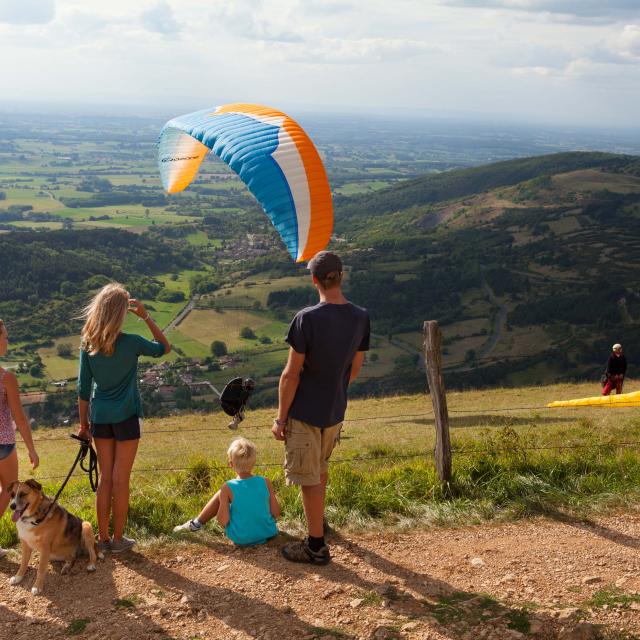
top-left (118, 543), bottom-right (335, 638)
top-left (180, 528), bottom-right (567, 639)
top-left (1, 540), bottom-right (328, 638)
top-left (0, 527), bottom-right (591, 639)
top-left (0, 552), bottom-right (173, 638)
top-left (545, 508), bottom-right (640, 550)
top-left (0, 602), bottom-right (66, 634)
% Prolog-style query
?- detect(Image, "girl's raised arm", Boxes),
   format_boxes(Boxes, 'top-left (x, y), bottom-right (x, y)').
top-left (4, 373), bottom-right (39, 469)
top-left (128, 299), bottom-right (171, 354)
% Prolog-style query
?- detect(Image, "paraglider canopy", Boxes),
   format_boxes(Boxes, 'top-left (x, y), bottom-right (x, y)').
top-left (548, 390), bottom-right (640, 408)
top-left (157, 103), bottom-right (333, 262)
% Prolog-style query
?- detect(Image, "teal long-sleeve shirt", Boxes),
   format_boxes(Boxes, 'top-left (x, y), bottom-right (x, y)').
top-left (78, 333), bottom-right (166, 424)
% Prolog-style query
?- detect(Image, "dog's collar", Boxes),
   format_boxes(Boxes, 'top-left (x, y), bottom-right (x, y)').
top-left (24, 503), bottom-right (51, 526)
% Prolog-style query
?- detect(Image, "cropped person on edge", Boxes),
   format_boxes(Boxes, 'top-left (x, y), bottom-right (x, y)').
top-left (0, 319), bottom-right (39, 556)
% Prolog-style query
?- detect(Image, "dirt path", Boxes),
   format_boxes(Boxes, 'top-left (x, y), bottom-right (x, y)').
top-left (164, 297), bottom-right (197, 333)
top-left (2, 513), bottom-right (640, 639)
top-left (477, 278), bottom-right (508, 362)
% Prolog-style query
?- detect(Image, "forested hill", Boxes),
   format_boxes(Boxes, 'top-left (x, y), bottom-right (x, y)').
top-left (0, 230), bottom-right (196, 343)
top-left (331, 151), bottom-right (640, 392)
top-left (336, 152), bottom-right (639, 228)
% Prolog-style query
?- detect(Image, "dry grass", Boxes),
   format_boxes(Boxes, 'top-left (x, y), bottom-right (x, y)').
top-left (4, 380), bottom-right (640, 546)
top-left (17, 380), bottom-right (639, 480)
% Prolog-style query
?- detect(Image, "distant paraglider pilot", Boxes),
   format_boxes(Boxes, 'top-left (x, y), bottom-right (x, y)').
top-left (602, 343), bottom-right (627, 396)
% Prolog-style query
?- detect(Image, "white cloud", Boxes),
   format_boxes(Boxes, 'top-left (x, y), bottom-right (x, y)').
top-left (213, 1), bottom-right (304, 43)
top-left (140, 1), bottom-right (182, 36)
top-left (442, 1), bottom-right (640, 21)
top-left (618, 24), bottom-right (640, 57)
top-left (295, 0), bottom-right (354, 16)
top-left (0, 0), bottom-right (55, 25)
top-left (286, 37), bottom-right (436, 64)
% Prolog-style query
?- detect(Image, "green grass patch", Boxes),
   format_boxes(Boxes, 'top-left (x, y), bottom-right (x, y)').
top-left (586, 587), bottom-right (640, 609)
top-left (422, 592), bottom-right (529, 632)
top-left (359, 590), bottom-right (384, 607)
top-left (507, 608), bottom-right (531, 634)
top-left (65, 618), bottom-right (91, 635)
top-left (311, 626), bottom-right (356, 639)
top-left (114, 595), bottom-right (140, 609)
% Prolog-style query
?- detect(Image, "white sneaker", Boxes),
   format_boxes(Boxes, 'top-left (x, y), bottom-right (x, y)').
top-left (173, 519), bottom-right (202, 533)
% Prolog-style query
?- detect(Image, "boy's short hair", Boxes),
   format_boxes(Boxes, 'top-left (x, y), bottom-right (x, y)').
top-left (227, 437), bottom-right (257, 473)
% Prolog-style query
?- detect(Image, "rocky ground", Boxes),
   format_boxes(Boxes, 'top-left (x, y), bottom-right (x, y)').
top-left (1, 513), bottom-right (640, 639)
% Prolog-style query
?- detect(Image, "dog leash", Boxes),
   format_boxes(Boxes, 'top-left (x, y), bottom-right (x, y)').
top-left (30, 434), bottom-right (98, 526)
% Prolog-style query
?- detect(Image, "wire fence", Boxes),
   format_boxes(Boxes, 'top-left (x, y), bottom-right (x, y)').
top-left (20, 397), bottom-right (640, 484)
top-left (32, 439), bottom-right (640, 483)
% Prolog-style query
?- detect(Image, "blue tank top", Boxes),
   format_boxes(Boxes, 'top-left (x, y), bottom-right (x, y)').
top-left (225, 476), bottom-right (278, 546)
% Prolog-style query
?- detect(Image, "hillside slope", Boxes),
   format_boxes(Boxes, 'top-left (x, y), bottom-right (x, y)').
top-left (331, 152), bottom-right (640, 392)
top-left (336, 151), bottom-right (639, 224)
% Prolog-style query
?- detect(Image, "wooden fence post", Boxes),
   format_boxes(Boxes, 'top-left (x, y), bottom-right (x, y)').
top-left (423, 321), bottom-right (452, 484)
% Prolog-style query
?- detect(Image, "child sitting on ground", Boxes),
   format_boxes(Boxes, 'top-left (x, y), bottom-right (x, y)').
top-left (174, 437), bottom-right (280, 546)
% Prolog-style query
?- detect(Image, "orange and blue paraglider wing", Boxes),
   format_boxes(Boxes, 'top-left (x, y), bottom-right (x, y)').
top-left (547, 390), bottom-right (640, 408)
top-left (157, 104), bottom-right (332, 262)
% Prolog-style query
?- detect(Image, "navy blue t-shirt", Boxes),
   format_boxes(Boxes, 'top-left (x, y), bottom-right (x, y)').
top-left (286, 301), bottom-right (370, 428)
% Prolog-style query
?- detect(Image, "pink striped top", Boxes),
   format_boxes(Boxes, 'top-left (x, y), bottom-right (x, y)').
top-left (0, 370), bottom-right (15, 445)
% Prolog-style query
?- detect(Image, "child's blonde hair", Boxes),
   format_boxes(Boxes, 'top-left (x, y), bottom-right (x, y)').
top-left (81, 283), bottom-right (129, 356)
top-left (227, 437), bottom-right (257, 474)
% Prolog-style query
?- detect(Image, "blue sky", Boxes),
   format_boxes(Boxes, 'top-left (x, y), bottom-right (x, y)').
top-left (0, 0), bottom-right (639, 126)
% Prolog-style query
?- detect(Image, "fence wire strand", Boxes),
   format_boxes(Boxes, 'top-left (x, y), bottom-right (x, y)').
top-left (19, 397), bottom-right (640, 484)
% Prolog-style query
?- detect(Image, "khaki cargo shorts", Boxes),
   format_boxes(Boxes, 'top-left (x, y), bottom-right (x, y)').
top-left (284, 418), bottom-right (342, 486)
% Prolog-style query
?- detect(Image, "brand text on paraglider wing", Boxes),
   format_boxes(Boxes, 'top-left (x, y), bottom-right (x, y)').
top-left (161, 155), bottom-right (200, 162)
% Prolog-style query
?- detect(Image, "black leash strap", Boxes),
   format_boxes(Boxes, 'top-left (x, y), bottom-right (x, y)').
top-left (73, 434), bottom-right (99, 493)
top-left (31, 434), bottom-right (98, 526)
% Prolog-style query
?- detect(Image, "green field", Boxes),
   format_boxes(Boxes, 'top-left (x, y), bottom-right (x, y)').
top-left (178, 309), bottom-right (288, 351)
top-left (212, 274), bottom-right (312, 307)
top-left (37, 335), bottom-right (82, 380)
top-left (335, 180), bottom-right (394, 196)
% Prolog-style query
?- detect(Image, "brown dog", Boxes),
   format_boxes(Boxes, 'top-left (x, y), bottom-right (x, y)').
top-left (8, 479), bottom-right (103, 595)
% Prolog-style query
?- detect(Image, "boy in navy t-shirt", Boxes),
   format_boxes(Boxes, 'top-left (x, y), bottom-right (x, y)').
top-left (271, 251), bottom-right (370, 565)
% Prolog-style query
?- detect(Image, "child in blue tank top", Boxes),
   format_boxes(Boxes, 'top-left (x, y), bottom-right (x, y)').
top-left (174, 437), bottom-right (279, 546)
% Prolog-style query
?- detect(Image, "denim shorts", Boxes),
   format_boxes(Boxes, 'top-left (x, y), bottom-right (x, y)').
top-left (91, 415), bottom-right (141, 441)
top-left (0, 443), bottom-right (16, 460)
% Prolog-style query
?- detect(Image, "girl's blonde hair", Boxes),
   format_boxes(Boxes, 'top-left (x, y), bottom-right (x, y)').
top-left (81, 283), bottom-right (129, 356)
top-left (227, 437), bottom-right (257, 474)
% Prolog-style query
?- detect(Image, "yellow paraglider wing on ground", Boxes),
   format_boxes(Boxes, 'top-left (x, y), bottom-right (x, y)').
top-left (547, 390), bottom-right (640, 408)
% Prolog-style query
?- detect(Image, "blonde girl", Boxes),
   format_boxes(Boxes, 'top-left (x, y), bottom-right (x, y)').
top-left (0, 319), bottom-right (39, 555)
top-left (77, 283), bottom-right (170, 553)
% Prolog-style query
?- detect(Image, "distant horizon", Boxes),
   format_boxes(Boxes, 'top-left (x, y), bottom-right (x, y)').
top-left (1, 99), bottom-right (640, 135)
